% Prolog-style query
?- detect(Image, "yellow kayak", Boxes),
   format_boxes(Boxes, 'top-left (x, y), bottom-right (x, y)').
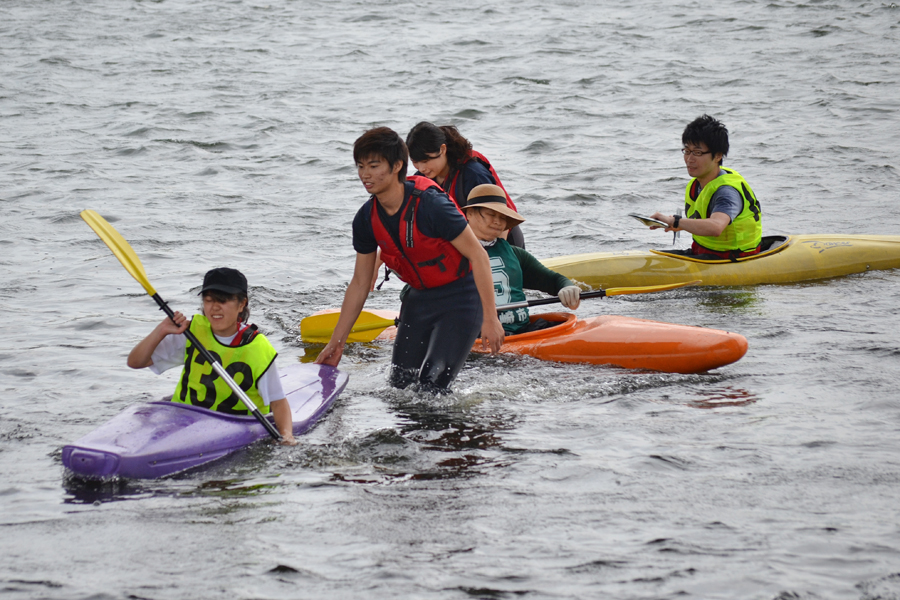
top-left (541, 235), bottom-right (900, 288)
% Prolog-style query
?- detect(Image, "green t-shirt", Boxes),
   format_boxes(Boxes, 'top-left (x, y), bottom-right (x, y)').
top-left (487, 239), bottom-right (573, 334)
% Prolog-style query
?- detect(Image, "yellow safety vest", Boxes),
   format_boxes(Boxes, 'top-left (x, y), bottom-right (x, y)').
top-left (172, 315), bottom-right (277, 415)
top-left (684, 168), bottom-right (762, 252)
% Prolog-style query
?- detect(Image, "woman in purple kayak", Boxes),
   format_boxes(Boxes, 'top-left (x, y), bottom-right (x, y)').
top-left (127, 267), bottom-right (296, 444)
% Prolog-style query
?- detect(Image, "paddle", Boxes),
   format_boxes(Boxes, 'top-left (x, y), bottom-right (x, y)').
top-left (495, 279), bottom-right (701, 311)
top-left (300, 310), bottom-right (396, 344)
top-left (80, 209), bottom-right (283, 442)
top-left (299, 280), bottom-right (700, 344)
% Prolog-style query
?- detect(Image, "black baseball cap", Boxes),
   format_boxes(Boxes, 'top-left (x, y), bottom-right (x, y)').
top-left (199, 267), bottom-right (248, 295)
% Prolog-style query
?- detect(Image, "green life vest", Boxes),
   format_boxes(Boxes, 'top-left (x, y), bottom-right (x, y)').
top-left (172, 315), bottom-right (277, 415)
top-left (684, 167), bottom-right (762, 252)
top-left (486, 239), bottom-right (530, 334)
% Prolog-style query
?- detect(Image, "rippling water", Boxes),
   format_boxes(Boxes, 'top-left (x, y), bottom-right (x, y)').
top-left (2, 0), bottom-right (900, 598)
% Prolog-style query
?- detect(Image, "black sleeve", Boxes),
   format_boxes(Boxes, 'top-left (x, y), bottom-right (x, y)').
top-left (416, 188), bottom-right (469, 242)
top-left (456, 160), bottom-right (496, 208)
top-left (513, 246), bottom-right (572, 295)
top-left (352, 201), bottom-right (378, 255)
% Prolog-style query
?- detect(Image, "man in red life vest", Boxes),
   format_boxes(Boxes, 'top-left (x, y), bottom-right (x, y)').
top-left (315, 127), bottom-right (505, 391)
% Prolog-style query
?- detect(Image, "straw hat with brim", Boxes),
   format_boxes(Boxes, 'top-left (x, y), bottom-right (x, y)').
top-left (463, 184), bottom-right (525, 230)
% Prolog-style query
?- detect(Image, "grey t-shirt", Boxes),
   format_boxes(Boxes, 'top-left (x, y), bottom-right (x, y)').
top-left (700, 170), bottom-right (743, 223)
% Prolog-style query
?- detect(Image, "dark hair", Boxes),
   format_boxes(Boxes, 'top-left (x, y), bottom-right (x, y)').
top-left (202, 290), bottom-right (250, 323)
top-left (682, 115), bottom-right (729, 165)
top-left (353, 127), bottom-right (408, 183)
top-left (406, 122), bottom-right (472, 168)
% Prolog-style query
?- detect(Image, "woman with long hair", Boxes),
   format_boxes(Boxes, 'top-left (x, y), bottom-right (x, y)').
top-left (406, 122), bottom-right (525, 248)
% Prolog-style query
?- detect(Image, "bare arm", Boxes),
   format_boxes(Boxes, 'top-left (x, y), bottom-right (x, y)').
top-left (127, 311), bottom-right (188, 369)
top-left (450, 225), bottom-right (505, 353)
top-left (314, 252), bottom-right (377, 367)
top-left (649, 211), bottom-right (731, 237)
top-left (269, 398), bottom-right (296, 445)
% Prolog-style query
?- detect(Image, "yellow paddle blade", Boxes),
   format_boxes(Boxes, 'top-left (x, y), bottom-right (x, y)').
top-left (604, 280), bottom-right (701, 296)
top-left (300, 310), bottom-right (397, 344)
top-left (81, 210), bottom-right (156, 296)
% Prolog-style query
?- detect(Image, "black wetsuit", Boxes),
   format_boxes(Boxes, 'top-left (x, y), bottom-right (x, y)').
top-left (390, 274), bottom-right (482, 391)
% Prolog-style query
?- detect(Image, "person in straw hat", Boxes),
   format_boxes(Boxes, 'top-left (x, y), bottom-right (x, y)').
top-left (462, 184), bottom-right (581, 335)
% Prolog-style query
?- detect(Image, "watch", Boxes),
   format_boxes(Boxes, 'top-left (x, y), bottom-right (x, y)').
top-left (672, 215), bottom-right (681, 229)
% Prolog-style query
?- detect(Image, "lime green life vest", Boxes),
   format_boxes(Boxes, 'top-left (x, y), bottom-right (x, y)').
top-left (684, 167), bottom-right (762, 252)
top-left (486, 239), bottom-right (530, 334)
top-left (172, 315), bottom-right (277, 415)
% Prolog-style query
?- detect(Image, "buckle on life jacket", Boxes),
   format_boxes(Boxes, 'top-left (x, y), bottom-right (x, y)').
top-left (375, 265), bottom-right (393, 290)
top-left (457, 257), bottom-right (470, 277)
top-left (416, 254), bottom-right (447, 272)
top-left (230, 324), bottom-right (259, 347)
top-left (742, 182), bottom-right (761, 222)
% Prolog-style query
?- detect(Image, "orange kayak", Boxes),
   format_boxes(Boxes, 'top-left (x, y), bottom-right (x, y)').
top-left (326, 309), bottom-right (747, 374)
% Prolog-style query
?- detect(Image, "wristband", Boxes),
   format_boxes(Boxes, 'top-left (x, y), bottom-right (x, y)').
top-left (672, 215), bottom-right (681, 229)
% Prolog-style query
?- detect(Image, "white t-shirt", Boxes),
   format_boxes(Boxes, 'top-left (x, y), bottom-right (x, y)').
top-left (149, 330), bottom-right (285, 405)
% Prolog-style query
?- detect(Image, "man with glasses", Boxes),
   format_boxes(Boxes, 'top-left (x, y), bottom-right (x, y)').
top-left (650, 115), bottom-right (762, 258)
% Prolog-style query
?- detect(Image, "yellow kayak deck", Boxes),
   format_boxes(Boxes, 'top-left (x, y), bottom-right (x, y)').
top-left (541, 234), bottom-right (900, 288)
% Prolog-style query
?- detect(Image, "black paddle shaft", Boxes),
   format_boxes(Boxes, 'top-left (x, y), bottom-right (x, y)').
top-left (151, 293), bottom-right (283, 441)
top-left (497, 289), bottom-right (608, 311)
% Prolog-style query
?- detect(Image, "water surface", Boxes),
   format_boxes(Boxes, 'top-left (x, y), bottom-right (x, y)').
top-left (2, 0), bottom-right (900, 598)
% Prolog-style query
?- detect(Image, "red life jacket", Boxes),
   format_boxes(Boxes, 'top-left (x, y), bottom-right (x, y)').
top-left (445, 150), bottom-right (518, 212)
top-left (370, 176), bottom-right (472, 290)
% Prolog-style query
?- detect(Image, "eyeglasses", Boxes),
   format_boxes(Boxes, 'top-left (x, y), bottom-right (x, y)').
top-left (681, 148), bottom-right (712, 157)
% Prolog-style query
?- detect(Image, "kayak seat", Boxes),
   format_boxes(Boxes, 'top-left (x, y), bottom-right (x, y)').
top-left (760, 235), bottom-right (788, 252)
top-left (515, 317), bottom-right (560, 334)
top-left (651, 235), bottom-right (790, 263)
top-left (477, 312), bottom-right (577, 346)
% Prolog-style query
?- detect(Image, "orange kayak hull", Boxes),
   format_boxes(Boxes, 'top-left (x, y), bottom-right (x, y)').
top-left (319, 309), bottom-right (747, 374)
top-left (471, 312), bottom-right (747, 374)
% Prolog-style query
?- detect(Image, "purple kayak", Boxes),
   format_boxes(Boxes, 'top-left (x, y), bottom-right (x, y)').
top-left (62, 363), bottom-right (348, 479)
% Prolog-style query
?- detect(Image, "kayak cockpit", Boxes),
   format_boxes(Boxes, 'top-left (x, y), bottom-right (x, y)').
top-left (475, 312), bottom-right (577, 347)
top-left (649, 235), bottom-right (790, 264)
